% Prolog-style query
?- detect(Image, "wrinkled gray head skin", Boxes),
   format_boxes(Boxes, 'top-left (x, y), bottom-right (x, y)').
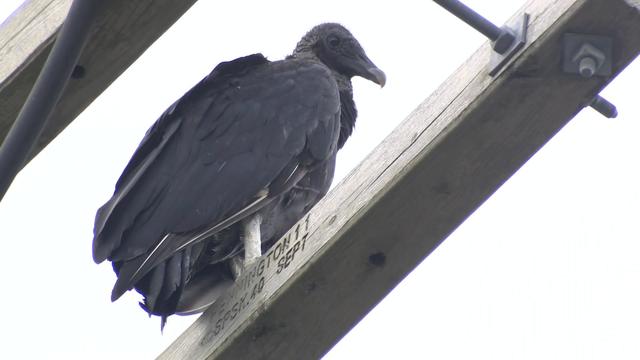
top-left (291, 23), bottom-right (386, 87)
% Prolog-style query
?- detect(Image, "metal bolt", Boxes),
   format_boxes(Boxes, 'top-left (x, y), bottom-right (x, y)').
top-left (578, 56), bottom-right (597, 78)
top-left (568, 41), bottom-right (609, 78)
top-left (493, 28), bottom-right (516, 54)
top-left (590, 95), bottom-right (618, 118)
top-left (563, 35), bottom-right (617, 119)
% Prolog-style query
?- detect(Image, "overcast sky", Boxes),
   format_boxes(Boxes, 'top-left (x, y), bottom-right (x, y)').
top-left (1, 1), bottom-right (639, 359)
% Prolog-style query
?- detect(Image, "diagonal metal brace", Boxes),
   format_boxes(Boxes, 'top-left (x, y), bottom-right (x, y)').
top-left (433, 0), bottom-right (529, 76)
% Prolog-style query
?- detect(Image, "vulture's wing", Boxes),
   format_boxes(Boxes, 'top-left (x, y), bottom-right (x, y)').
top-left (93, 54), bottom-right (341, 301)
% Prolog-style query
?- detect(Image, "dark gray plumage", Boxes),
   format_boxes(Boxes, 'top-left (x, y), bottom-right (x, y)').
top-left (92, 23), bottom-right (385, 328)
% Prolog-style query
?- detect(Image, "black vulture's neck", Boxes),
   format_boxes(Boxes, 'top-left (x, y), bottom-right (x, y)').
top-left (334, 73), bottom-right (357, 149)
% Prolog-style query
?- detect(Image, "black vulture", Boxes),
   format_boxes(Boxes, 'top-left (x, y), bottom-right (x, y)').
top-left (92, 23), bottom-right (385, 327)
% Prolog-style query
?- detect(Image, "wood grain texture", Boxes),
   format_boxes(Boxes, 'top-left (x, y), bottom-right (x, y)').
top-left (0, 0), bottom-right (69, 89)
top-left (0, 0), bottom-right (198, 162)
top-left (159, 0), bottom-right (640, 359)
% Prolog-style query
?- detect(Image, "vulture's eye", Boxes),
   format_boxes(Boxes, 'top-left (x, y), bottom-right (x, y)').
top-left (327, 35), bottom-right (340, 48)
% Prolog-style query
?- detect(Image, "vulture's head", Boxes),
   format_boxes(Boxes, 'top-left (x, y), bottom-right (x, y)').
top-left (292, 23), bottom-right (386, 87)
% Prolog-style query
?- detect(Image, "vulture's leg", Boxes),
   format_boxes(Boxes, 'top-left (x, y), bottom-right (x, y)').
top-left (229, 214), bottom-right (262, 280)
top-left (242, 214), bottom-right (262, 266)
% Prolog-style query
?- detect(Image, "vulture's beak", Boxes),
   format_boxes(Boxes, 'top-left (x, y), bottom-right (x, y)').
top-left (355, 54), bottom-right (386, 88)
top-left (365, 67), bottom-right (386, 88)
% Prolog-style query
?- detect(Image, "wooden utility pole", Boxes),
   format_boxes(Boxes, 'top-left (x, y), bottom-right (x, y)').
top-left (157, 0), bottom-right (640, 359)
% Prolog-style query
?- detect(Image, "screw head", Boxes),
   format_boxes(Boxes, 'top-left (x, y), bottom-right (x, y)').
top-left (578, 56), bottom-right (597, 78)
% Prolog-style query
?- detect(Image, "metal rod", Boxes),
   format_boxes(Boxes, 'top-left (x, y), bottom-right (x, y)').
top-left (0, 0), bottom-right (102, 202)
top-left (590, 95), bottom-right (618, 118)
top-left (433, 0), bottom-right (503, 40)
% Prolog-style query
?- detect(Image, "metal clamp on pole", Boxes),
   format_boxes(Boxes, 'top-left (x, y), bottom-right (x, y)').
top-left (433, 0), bottom-right (529, 76)
top-left (564, 33), bottom-right (618, 118)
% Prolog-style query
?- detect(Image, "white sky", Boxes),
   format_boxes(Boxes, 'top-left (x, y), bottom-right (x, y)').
top-left (1, 1), bottom-right (639, 359)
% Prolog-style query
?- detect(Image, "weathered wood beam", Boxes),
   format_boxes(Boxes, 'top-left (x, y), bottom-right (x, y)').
top-left (159, 0), bottom-right (640, 358)
top-left (0, 0), bottom-right (198, 163)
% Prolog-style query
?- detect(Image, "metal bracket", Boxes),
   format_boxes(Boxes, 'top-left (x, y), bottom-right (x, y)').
top-left (562, 33), bottom-right (617, 118)
top-left (563, 33), bottom-right (613, 77)
top-left (489, 13), bottom-right (529, 76)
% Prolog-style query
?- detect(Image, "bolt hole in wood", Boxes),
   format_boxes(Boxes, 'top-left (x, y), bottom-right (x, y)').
top-left (251, 325), bottom-right (268, 341)
top-left (71, 65), bottom-right (85, 79)
top-left (305, 281), bottom-right (317, 294)
top-left (432, 181), bottom-right (452, 195)
top-left (368, 252), bottom-right (386, 267)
